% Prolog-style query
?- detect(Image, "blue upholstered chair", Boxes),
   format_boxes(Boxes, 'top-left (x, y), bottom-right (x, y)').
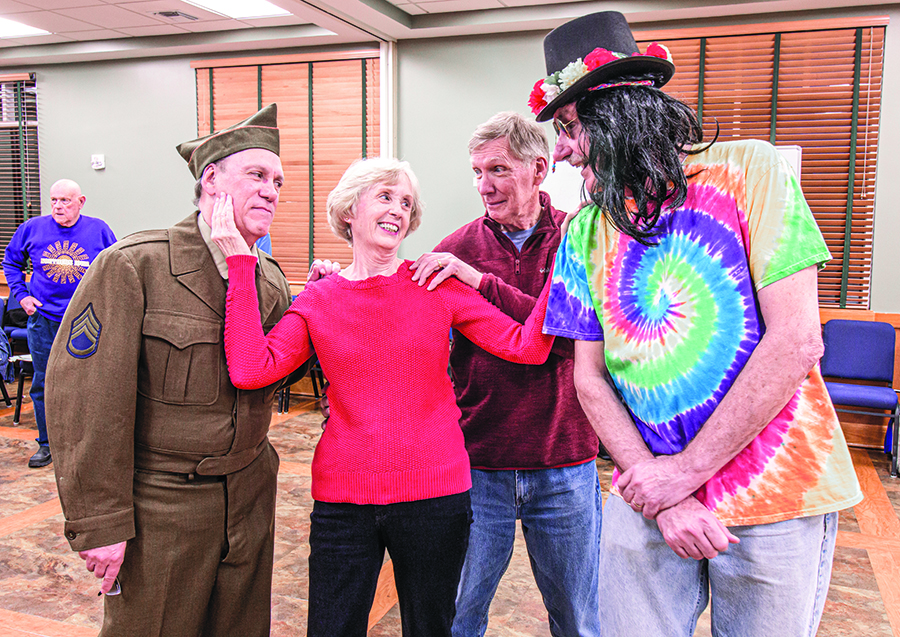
top-left (3, 292), bottom-right (29, 354)
top-left (821, 319), bottom-right (899, 478)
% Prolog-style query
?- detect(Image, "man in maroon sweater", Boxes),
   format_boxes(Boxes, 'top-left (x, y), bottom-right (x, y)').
top-left (412, 111), bottom-right (601, 637)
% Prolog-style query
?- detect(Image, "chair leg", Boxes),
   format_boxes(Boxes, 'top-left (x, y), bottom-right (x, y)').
top-left (310, 367), bottom-right (320, 399)
top-left (13, 367), bottom-right (25, 425)
top-left (0, 375), bottom-right (10, 407)
top-left (891, 405), bottom-right (899, 479)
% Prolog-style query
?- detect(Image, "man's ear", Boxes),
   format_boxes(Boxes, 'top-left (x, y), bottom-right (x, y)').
top-left (200, 163), bottom-right (218, 196)
top-left (534, 156), bottom-right (549, 185)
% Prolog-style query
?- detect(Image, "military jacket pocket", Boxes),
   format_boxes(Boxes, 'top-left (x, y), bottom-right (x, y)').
top-left (138, 310), bottom-right (222, 405)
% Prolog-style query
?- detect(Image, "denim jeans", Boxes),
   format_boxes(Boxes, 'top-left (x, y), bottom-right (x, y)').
top-left (599, 495), bottom-right (838, 637)
top-left (452, 461), bottom-right (602, 637)
top-left (27, 312), bottom-right (61, 447)
top-left (308, 491), bottom-right (472, 637)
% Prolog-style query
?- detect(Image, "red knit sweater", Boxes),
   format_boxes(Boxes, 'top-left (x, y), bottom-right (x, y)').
top-left (223, 255), bottom-right (553, 505)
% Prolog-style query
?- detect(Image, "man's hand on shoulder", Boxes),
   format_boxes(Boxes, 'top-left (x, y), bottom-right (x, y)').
top-left (560, 208), bottom-right (581, 236)
top-left (655, 497), bottom-right (739, 560)
top-left (410, 252), bottom-right (483, 292)
top-left (79, 540), bottom-right (127, 594)
top-left (307, 259), bottom-right (342, 283)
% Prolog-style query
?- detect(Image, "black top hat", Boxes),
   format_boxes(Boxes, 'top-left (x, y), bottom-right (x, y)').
top-left (529, 12), bottom-right (675, 122)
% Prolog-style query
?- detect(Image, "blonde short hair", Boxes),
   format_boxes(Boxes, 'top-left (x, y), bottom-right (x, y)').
top-left (327, 157), bottom-right (424, 245)
top-left (467, 111), bottom-right (550, 164)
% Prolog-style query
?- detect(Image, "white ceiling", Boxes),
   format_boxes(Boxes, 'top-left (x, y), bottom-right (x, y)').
top-left (0, 0), bottom-right (894, 65)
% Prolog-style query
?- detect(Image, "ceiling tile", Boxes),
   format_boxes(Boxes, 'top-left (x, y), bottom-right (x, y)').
top-left (0, 0), bottom-right (40, 14)
top-left (500, 0), bottom-right (581, 5)
top-left (415, 0), bottom-right (502, 12)
top-left (54, 4), bottom-right (165, 27)
top-left (392, 3), bottom-right (425, 15)
top-left (64, 26), bottom-right (128, 37)
top-left (173, 17), bottom-right (242, 32)
top-left (1, 31), bottom-right (71, 43)
top-left (4, 9), bottom-right (98, 30)
top-left (14, 0), bottom-right (106, 10)
top-left (116, 22), bottom-right (187, 34)
top-left (110, 0), bottom-right (222, 21)
top-left (238, 14), bottom-right (303, 27)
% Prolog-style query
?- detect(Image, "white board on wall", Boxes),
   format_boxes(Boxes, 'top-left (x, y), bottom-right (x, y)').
top-left (776, 145), bottom-right (802, 178)
top-left (541, 160), bottom-right (586, 213)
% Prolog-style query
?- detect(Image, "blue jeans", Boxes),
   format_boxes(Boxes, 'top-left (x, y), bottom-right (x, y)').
top-left (308, 491), bottom-right (472, 637)
top-left (599, 495), bottom-right (838, 637)
top-left (452, 461), bottom-right (602, 637)
top-left (27, 312), bottom-right (61, 447)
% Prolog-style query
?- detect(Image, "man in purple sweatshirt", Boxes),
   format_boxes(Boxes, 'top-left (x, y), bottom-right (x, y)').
top-left (2, 179), bottom-right (116, 467)
top-left (411, 111), bottom-right (602, 636)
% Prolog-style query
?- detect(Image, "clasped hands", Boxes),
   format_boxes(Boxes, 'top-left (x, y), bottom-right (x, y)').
top-left (618, 455), bottom-right (739, 560)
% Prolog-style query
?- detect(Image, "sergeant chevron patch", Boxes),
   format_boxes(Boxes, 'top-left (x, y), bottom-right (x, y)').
top-left (66, 303), bottom-right (102, 358)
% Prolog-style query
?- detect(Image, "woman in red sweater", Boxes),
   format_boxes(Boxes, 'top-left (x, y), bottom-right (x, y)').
top-left (211, 158), bottom-right (553, 637)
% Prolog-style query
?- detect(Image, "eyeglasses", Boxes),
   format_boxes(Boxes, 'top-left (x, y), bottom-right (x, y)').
top-left (552, 116), bottom-right (578, 139)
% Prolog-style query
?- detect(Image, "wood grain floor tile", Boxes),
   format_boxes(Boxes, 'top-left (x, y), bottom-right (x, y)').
top-left (0, 607), bottom-right (97, 637)
top-left (0, 498), bottom-right (60, 538)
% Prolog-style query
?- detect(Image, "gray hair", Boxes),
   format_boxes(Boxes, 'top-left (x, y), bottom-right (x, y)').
top-left (327, 158), bottom-right (424, 245)
top-left (468, 111), bottom-right (550, 164)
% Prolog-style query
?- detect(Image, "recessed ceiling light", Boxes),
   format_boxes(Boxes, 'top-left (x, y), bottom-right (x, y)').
top-left (0, 17), bottom-right (50, 39)
top-left (183, 0), bottom-right (290, 20)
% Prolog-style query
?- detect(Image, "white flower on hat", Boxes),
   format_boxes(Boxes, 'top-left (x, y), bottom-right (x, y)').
top-left (558, 59), bottom-right (589, 91)
top-left (542, 83), bottom-right (560, 101)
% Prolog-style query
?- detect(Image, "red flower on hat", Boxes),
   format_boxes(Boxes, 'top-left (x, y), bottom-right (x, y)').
top-left (528, 79), bottom-right (548, 114)
top-left (584, 47), bottom-right (620, 70)
top-left (644, 42), bottom-right (672, 62)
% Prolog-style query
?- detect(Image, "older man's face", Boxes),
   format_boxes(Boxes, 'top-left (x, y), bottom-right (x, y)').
top-left (551, 103), bottom-right (596, 191)
top-left (470, 138), bottom-right (543, 231)
top-left (213, 148), bottom-right (284, 244)
top-left (49, 181), bottom-right (85, 228)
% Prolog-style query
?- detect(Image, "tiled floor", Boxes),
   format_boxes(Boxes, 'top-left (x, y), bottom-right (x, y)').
top-left (0, 380), bottom-right (898, 636)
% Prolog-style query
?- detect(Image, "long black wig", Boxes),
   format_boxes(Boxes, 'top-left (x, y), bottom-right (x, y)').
top-left (575, 84), bottom-right (715, 245)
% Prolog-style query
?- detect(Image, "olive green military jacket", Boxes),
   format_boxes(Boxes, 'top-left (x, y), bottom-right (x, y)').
top-left (46, 213), bottom-right (291, 552)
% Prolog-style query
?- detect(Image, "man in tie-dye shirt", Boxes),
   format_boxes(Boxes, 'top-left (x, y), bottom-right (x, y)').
top-left (528, 11), bottom-right (862, 637)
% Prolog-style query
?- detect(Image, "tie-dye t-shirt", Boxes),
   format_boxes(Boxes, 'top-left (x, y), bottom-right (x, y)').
top-left (544, 139), bottom-right (862, 526)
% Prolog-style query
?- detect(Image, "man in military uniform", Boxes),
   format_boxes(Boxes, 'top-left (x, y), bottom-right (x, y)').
top-left (46, 104), bottom-right (292, 636)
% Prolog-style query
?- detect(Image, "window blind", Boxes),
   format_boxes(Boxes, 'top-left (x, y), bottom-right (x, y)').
top-left (193, 53), bottom-right (379, 285)
top-left (0, 73), bottom-right (41, 261)
top-left (638, 23), bottom-right (884, 308)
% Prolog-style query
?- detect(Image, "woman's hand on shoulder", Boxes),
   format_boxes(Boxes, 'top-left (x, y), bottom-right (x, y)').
top-left (210, 194), bottom-right (252, 257)
top-left (410, 252), bottom-right (483, 292)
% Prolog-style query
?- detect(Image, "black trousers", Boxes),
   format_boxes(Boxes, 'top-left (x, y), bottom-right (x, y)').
top-left (307, 491), bottom-right (472, 637)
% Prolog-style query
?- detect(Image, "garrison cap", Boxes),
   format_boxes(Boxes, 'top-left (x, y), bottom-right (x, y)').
top-left (177, 103), bottom-right (280, 179)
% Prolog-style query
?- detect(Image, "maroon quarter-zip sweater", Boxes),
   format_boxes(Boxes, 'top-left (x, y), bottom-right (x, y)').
top-left (436, 192), bottom-right (598, 470)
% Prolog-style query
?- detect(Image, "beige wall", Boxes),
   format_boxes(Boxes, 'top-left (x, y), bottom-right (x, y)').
top-left (871, 6), bottom-right (900, 313)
